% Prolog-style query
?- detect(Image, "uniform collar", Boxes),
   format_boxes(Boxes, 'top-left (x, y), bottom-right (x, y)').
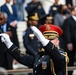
top-left (72, 16), bottom-right (76, 21)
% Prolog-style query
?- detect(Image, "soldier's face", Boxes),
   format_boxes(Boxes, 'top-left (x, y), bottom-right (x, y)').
top-left (50, 38), bottom-right (59, 47)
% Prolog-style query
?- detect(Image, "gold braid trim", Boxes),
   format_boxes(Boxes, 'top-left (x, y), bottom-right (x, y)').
top-left (18, 49), bottom-right (26, 55)
top-left (50, 59), bottom-right (56, 75)
top-left (60, 52), bottom-right (69, 75)
top-left (12, 47), bottom-right (18, 52)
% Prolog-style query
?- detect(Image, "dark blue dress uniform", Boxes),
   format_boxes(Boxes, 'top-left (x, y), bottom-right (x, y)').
top-left (7, 42), bottom-right (66, 75)
top-left (49, 4), bottom-right (60, 17)
top-left (6, 24), bottom-right (68, 75)
top-left (23, 28), bottom-right (43, 56)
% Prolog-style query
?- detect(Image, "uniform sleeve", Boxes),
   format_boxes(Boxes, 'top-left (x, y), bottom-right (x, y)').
top-left (44, 42), bottom-right (66, 69)
top-left (23, 31), bottom-right (37, 56)
top-left (7, 44), bottom-right (34, 68)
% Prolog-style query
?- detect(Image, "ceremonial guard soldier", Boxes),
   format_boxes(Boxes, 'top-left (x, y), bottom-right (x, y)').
top-left (0, 24), bottom-right (69, 75)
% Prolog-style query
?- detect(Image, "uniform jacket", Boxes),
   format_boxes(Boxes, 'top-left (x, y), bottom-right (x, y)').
top-left (7, 42), bottom-right (66, 75)
top-left (49, 4), bottom-right (60, 17)
top-left (23, 28), bottom-right (43, 56)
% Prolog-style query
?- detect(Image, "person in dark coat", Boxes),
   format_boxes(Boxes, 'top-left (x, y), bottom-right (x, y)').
top-left (23, 12), bottom-right (44, 56)
top-left (0, 24), bottom-right (68, 75)
top-left (62, 6), bottom-right (76, 75)
top-left (54, 4), bottom-right (70, 50)
top-left (49, 0), bottom-right (60, 17)
top-left (0, 12), bottom-right (13, 70)
top-left (25, 0), bottom-right (46, 27)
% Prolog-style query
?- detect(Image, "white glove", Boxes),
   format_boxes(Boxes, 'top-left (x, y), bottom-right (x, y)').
top-left (0, 33), bottom-right (13, 49)
top-left (31, 26), bottom-right (49, 46)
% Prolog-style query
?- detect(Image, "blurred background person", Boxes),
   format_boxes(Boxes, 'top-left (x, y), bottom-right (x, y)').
top-left (62, 6), bottom-right (76, 75)
top-left (67, 3), bottom-right (73, 14)
top-left (1, 0), bottom-right (20, 48)
top-left (45, 14), bottom-right (53, 24)
top-left (49, 0), bottom-right (60, 17)
top-left (54, 4), bottom-right (70, 28)
top-left (25, 0), bottom-right (46, 27)
top-left (54, 4), bottom-right (70, 50)
top-left (40, 14), bottom-right (53, 25)
top-left (13, 0), bottom-right (25, 21)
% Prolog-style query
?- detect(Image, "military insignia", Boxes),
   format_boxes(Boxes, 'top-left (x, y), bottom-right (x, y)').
top-left (42, 61), bottom-right (47, 69)
top-left (46, 25), bottom-right (50, 31)
top-left (44, 35), bottom-right (48, 39)
top-left (52, 7), bottom-right (57, 10)
top-left (38, 5), bottom-right (41, 9)
top-left (29, 34), bottom-right (34, 39)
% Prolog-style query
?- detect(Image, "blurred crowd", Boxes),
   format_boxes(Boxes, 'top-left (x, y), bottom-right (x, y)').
top-left (0, 0), bottom-right (76, 75)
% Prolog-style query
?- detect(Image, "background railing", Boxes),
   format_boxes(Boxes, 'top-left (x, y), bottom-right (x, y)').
top-left (0, 67), bottom-right (76, 75)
